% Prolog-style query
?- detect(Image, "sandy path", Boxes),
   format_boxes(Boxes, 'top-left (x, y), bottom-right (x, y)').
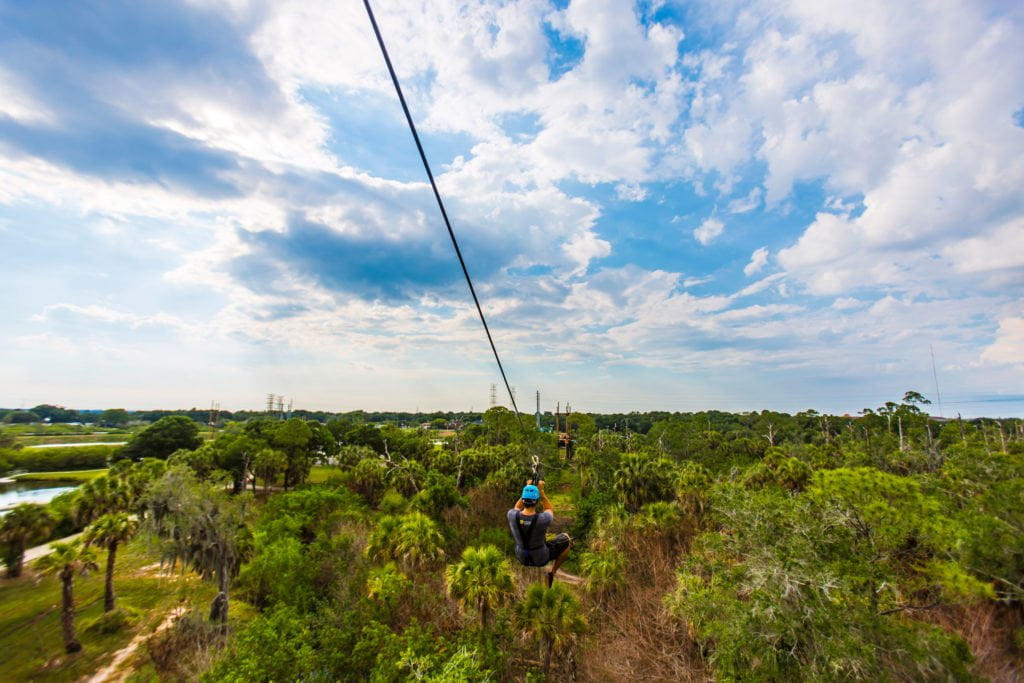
top-left (24, 532), bottom-right (84, 563)
top-left (554, 570), bottom-right (584, 585)
top-left (84, 610), bottom-right (181, 683)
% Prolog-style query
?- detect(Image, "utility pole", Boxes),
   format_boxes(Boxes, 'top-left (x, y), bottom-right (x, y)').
top-left (208, 401), bottom-right (220, 435)
top-left (930, 345), bottom-right (944, 417)
top-left (535, 390), bottom-right (541, 429)
top-left (489, 383), bottom-right (497, 408)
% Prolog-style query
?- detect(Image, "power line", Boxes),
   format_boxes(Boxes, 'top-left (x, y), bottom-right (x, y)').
top-left (363, 0), bottom-right (523, 430)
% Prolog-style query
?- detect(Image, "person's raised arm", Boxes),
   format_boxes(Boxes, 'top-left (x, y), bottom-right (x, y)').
top-left (535, 480), bottom-right (553, 515)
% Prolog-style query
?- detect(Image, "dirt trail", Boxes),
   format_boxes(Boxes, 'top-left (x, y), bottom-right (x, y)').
top-left (84, 610), bottom-right (181, 683)
top-left (554, 570), bottom-right (584, 585)
top-left (24, 533), bottom-right (83, 564)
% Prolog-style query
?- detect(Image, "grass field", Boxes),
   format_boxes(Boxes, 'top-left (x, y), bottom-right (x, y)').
top-left (12, 469), bottom-right (109, 482)
top-left (307, 465), bottom-right (338, 484)
top-left (0, 537), bottom-right (229, 682)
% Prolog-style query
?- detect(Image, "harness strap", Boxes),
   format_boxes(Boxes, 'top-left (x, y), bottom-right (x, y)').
top-left (518, 510), bottom-right (541, 566)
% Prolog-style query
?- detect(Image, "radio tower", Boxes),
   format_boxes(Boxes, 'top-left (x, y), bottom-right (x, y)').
top-left (489, 383), bottom-right (497, 407)
top-left (535, 390), bottom-right (541, 429)
top-left (208, 401), bottom-right (220, 434)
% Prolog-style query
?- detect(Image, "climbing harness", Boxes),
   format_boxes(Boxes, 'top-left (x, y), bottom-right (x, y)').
top-left (516, 508), bottom-right (541, 566)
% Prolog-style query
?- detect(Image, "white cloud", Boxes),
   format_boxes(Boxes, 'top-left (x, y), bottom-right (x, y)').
top-left (615, 183), bottom-right (648, 201)
top-left (728, 187), bottom-right (762, 214)
top-left (743, 246), bottom-right (769, 276)
top-left (693, 217), bottom-right (724, 245)
top-left (3, 0), bottom-right (1023, 415)
top-left (33, 304), bottom-right (189, 331)
top-left (981, 317), bottom-right (1024, 367)
top-left (831, 297), bottom-right (864, 310)
top-left (0, 67), bottom-right (54, 124)
top-left (944, 218), bottom-right (1024, 275)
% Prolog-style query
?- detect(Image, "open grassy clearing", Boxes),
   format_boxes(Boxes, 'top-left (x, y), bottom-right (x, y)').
top-left (9, 427), bottom-right (137, 447)
top-left (0, 538), bottom-right (223, 682)
top-left (306, 465), bottom-right (337, 484)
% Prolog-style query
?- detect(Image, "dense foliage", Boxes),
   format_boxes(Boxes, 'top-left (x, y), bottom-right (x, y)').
top-left (2, 396), bottom-right (1022, 680)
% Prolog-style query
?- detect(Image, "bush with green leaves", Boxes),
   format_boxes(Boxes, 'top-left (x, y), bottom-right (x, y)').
top-left (121, 415), bottom-right (202, 460)
top-left (612, 452), bottom-right (676, 511)
top-left (411, 471), bottom-right (468, 518)
top-left (6, 444), bottom-right (116, 471)
top-left (742, 447), bottom-right (811, 491)
top-left (204, 605), bottom-right (317, 682)
top-left (667, 481), bottom-right (975, 680)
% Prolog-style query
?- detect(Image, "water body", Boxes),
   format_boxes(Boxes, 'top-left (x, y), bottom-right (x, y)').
top-left (0, 480), bottom-right (78, 512)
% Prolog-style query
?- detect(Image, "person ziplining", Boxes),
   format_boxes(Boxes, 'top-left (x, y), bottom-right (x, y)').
top-left (507, 480), bottom-right (572, 587)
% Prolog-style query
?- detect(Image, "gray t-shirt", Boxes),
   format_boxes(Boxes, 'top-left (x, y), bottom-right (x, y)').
top-left (508, 508), bottom-right (553, 566)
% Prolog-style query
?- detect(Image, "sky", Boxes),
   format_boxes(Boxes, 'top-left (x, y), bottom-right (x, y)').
top-left (1, 0), bottom-right (1022, 417)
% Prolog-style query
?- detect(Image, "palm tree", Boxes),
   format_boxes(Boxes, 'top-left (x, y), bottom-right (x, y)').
top-left (365, 515), bottom-right (403, 564)
top-left (35, 541), bottom-right (99, 653)
top-left (518, 583), bottom-right (586, 679)
top-left (446, 544), bottom-right (515, 629)
top-left (0, 503), bottom-right (55, 578)
top-left (74, 475), bottom-right (129, 525)
top-left (612, 453), bottom-right (674, 512)
top-left (83, 513), bottom-right (138, 611)
top-left (394, 512), bottom-right (444, 570)
top-left (367, 513), bottom-right (444, 570)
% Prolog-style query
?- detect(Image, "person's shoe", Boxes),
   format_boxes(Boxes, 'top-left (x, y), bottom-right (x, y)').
top-left (546, 571), bottom-right (554, 588)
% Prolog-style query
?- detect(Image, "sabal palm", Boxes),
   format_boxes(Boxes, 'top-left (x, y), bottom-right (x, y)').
top-left (446, 544), bottom-right (515, 629)
top-left (394, 512), bottom-right (444, 569)
top-left (613, 453), bottom-right (672, 512)
top-left (518, 583), bottom-right (586, 678)
top-left (0, 503), bottom-right (55, 577)
top-left (366, 513), bottom-right (444, 570)
top-left (74, 475), bottom-right (130, 524)
top-left (84, 513), bottom-right (138, 611)
top-left (365, 515), bottom-right (403, 563)
top-left (35, 541), bottom-right (99, 653)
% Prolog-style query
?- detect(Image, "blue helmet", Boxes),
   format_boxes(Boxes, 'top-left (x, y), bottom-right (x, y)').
top-left (521, 484), bottom-right (540, 501)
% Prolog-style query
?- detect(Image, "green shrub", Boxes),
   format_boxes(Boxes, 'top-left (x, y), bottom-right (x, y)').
top-left (7, 445), bottom-right (117, 471)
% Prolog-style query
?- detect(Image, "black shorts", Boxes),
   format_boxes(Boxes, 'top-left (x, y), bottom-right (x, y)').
top-left (545, 533), bottom-right (571, 562)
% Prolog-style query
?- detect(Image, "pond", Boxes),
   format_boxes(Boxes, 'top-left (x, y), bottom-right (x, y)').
top-left (0, 480), bottom-right (79, 513)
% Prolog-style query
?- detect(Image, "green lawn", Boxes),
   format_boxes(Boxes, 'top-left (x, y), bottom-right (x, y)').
top-left (10, 426), bottom-right (137, 447)
top-left (307, 465), bottom-right (338, 484)
top-left (0, 539), bottom-right (222, 681)
top-left (13, 469), bottom-right (109, 482)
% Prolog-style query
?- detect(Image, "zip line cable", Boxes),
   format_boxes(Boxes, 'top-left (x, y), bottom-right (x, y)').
top-left (363, 0), bottom-right (524, 430)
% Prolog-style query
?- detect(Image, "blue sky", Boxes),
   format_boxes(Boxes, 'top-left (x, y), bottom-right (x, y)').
top-left (1, 0), bottom-right (1022, 417)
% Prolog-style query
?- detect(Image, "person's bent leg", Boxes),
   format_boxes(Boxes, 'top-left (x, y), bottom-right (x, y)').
top-left (546, 534), bottom-right (572, 585)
